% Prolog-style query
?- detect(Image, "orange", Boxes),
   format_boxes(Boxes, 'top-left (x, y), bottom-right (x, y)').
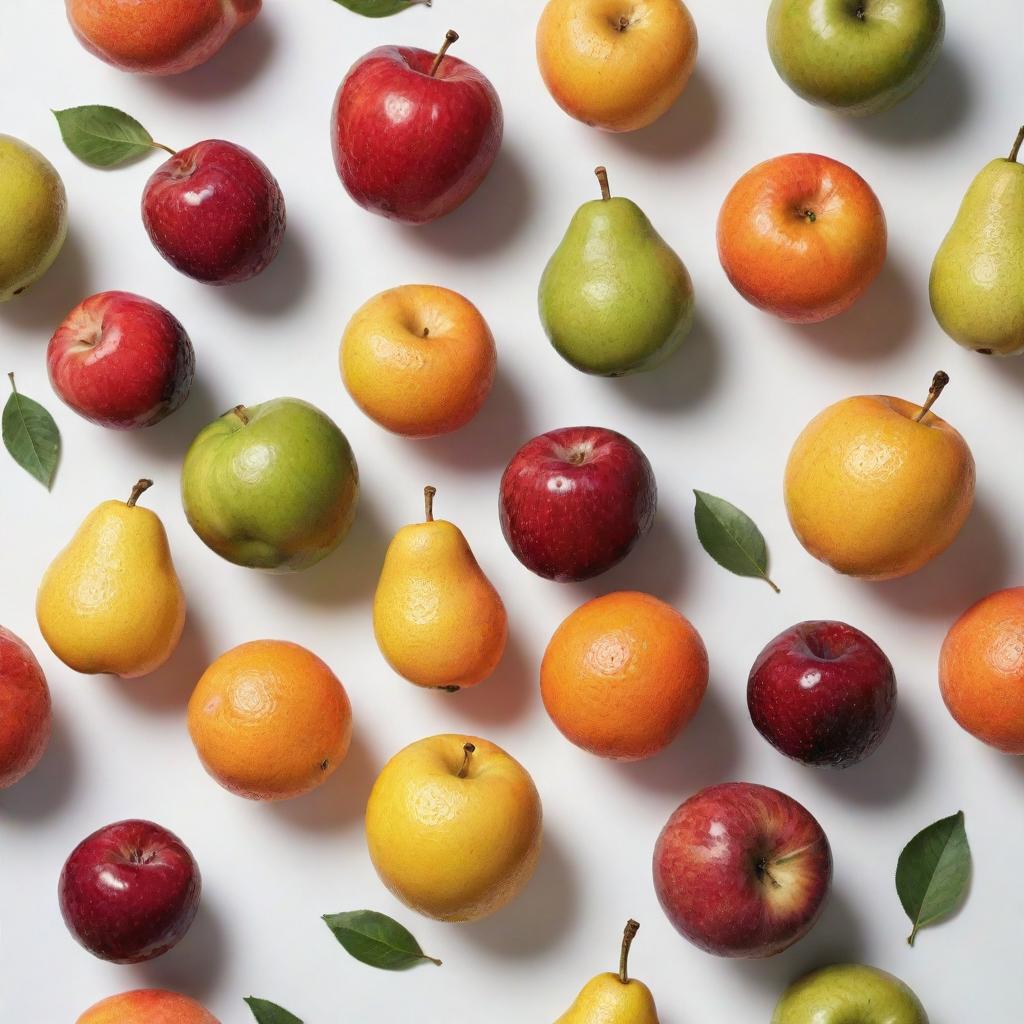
top-left (940, 587), bottom-right (1024, 754)
top-left (77, 989), bottom-right (219, 1024)
top-left (540, 591), bottom-right (709, 760)
top-left (188, 640), bottom-right (352, 800)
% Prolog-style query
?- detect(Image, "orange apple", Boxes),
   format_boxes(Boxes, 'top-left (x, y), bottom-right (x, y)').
top-left (77, 989), bottom-right (218, 1024)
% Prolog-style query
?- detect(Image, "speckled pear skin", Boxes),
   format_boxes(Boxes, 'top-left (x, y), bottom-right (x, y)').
top-left (555, 973), bottom-right (659, 1024)
top-left (771, 964), bottom-right (929, 1024)
top-left (930, 135), bottom-right (1024, 356)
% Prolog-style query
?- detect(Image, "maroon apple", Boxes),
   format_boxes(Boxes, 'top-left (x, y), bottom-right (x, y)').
top-left (653, 782), bottom-right (831, 958)
top-left (331, 29), bottom-right (502, 224)
top-left (47, 291), bottom-right (195, 429)
top-left (58, 819), bottom-right (201, 964)
top-left (142, 140), bottom-right (285, 284)
top-left (499, 426), bottom-right (656, 582)
top-left (748, 620), bottom-right (897, 769)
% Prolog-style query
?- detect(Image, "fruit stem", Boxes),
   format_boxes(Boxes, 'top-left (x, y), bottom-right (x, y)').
top-left (457, 742), bottom-right (475, 778)
top-left (913, 370), bottom-right (950, 423)
top-left (424, 485), bottom-right (437, 522)
top-left (230, 404), bottom-right (250, 426)
top-left (429, 29), bottom-right (459, 77)
top-left (595, 166), bottom-right (611, 201)
top-left (619, 919), bottom-right (640, 984)
top-left (1009, 125), bottom-right (1024, 163)
top-left (127, 479), bottom-right (154, 508)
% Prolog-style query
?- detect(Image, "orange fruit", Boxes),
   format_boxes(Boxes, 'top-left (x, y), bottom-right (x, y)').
top-left (188, 640), bottom-right (352, 800)
top-left (77, 988), bottom-right (218, 1024)
top-left (540, 591), bottom-right (709, 760)
top-left (0, 625), bottom-right (52, 789)
top-left (940, 587), bottom-right (1024, 753)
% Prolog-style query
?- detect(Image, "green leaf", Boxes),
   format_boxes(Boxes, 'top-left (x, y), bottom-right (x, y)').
top-left (244, 997), bottom-right (303, 1024)
top-left (693, 490), bottom-right (779, 593)
top-left (323, 910), bottom-right (442, 970)
top-left (896, 810), bottom-right (971, 946)
top-left (3, 373), bottom-right (60, 489)
top-left (52, 105), bottom-right (164, 167)
top-left (331, 0), bottom-right (431, 16)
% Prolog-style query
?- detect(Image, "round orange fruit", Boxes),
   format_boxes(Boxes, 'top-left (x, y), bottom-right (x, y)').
top-left (77, 988), bottom-right (218, 1024)
top-left (540, 591), bottom-right (709, 760)
top-left (188, 640), bottom-right (352, 800)
top-left (940, 587), bottom-right (1024, 754)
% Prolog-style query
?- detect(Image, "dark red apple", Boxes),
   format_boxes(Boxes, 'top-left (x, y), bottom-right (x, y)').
top-left (653, 782), bottom-right (831, 958)
top-left (58, 819), bottom-right (201, 964)
top-left (331, 29), bottom-right (502, 224)
top-left (47, 291), bottom-right (195, 429)
top-left (499, 426), bottom-right (656, 582)
top-left (748, 620), bottom-right (897, 769)
top-left (142, 140), bottom-right (285, 284)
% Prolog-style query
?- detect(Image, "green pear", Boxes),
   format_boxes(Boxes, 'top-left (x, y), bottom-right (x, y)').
top-left (771, 964), bottom-right (928, 1024)
top-left (539, 167), bottom-right (694, 377)
top-left (181, 398), bottom-right (358, 572)
top-left (930, 126), bottom-right (1024, 356)
top-left (0, 135), bottom-right (68, 302)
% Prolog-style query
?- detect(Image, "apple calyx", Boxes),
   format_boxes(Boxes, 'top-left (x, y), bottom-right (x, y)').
top-left (618, 918), bottom-right (640, 984)
top-left (457, 741), bottom-right (475, 778)
top-left (595, 165), bottom-right (612, 201)
top-left (429, 29), bottom-right (460, 77)
top-left (1009, 125), bottom-right (1024, 164)
top-left (424, 484), bottom-right (437, 522)
top-left (913, 370), bottom-right (950, 423)
top-left (127, 478), bottom-right (154, 508)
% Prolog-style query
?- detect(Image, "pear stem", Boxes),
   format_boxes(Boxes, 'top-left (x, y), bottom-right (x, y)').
top-left (914, 371), bottom-right (950, 423)
top-left (127, 479), bottom-right (153, 508)
top-left (618, 919), bottom-right (640, 984)
top-left (429, 30), bottom-right (459, 77)
top-left (457, 742), bottom-right (475, 779)
top-left (230, 404), bottom-right (250, 425)
top-left (1009, 125), bottom-right (1024, 163)
top-left (595, 166), bottom-right (611, 201)
top-left (424, 485), bottom-right (436, 522)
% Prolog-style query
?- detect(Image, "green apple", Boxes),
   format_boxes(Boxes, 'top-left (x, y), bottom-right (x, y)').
top-left (181, 398), bottom-right (358, 572)
top-left (0, 135), bottom-right (68, 302)
top-left (772, 964), bottom-right (928, 1024)
top-left (766, 0), bottom-right (945, 116)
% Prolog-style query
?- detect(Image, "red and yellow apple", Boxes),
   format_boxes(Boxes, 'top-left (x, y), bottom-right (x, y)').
top-left (0, 626), bottom-right (51, 790)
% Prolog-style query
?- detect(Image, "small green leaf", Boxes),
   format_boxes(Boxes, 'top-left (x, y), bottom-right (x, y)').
top-left (323, 910), bottom-right (442, 970)
top-left (896, 810), bottom-right (971, 946)
top-left (693, 490), bottom-right (779, 592)
top-left (3, 373), bottom-right (60, 489)
top-left (244, 997), bottom-right (303, 1024)
top-left (331, 0), bottom-right (431, 16)
top-left (52, 105), bottom-right (166, 167)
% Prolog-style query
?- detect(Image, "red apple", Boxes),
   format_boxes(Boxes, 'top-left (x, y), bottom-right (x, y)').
top-left (499, 426), bottom-right (656, 582)
top-left (331, 29), bottom-right (503, 224)
top-left (47, 291), bottom-right (195, 430)
top-left (59, 819), bottom-right (201, 964)
top-left (141, 140), bottom-right (285, 284)
top-left (653, 782), bottom-right (831, 958)
top-left (0, 626), bottom-right (51, 789)
top-left (748, 621), bottom-right (897, 769)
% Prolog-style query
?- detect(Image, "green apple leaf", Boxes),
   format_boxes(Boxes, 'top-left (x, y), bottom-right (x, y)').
top-left (331, 0), bottom-right (431, 15)
top-left (244, 998), bottom-right (303, 1024)
top-left (896, 810), bottom-right (971, 946)
top-left (52, 105), bottom-right (170, 167)
top-left (3, 373), bottom-right (60, 489)
top-left (693, 490), bottom-right (779, 593)
top-left (323, 910), bottom-right (442, 969)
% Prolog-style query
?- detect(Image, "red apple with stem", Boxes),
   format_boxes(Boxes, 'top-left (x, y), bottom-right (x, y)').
top-left (748, 620), bottom-right (897, 769)
top-left (499, 426), bottom-right (656, 582)
top-left (58, 819), bottom-right (201, 964)
top-left (48, 291), bottom-right (195, 429)
top-left (653, 782), bottom-right (832, 958)
top-left (331, 29), bottom-right (503, 224)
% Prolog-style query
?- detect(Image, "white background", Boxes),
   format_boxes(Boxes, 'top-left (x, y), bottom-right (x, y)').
top-left (2, 1), bottom-right (1023, 1020)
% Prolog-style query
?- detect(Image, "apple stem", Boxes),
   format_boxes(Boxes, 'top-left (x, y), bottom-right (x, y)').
top-left (424, 485), bottom-right (436, 522)
top-left (595, 166), bottom-right (611, 201)
top-left (127, 479), bottom-right (154, 508)
top-left (1009, 125), bottom-right (1024, 163)
top-left (618, 919), bottom-right (640, 984)
top-left (429, 29), bottom-right (459, 77)
top-left (230, 404), bottom-right (250, 426)
top-left (913, 370), bottom-right (950, 423)
top-left (457, 741), bottom-right (475, 778)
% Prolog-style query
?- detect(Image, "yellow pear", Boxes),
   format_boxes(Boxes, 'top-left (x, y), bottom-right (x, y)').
top-left (373, 486), bottom-right (507, 690)
top-left (36, 479), bottom-right (186, 678)
top-left (556, 920), bottom-right (659, 1024)
top-left (785, 372), bottom-right (975, 580)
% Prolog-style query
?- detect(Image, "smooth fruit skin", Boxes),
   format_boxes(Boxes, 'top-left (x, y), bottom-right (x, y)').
top-left (47, 291), bottom-right (195, 430)
top-left (940, 587), bottom-right (1024, 754)
top-left (142, 140), bottom-right (285, 285)
top-left (536, 0), bottom-right (698, 133)
top-left (653, 782), bottom-right (832, 958)
top-left (717, 153), bottom-right (886, 323)
top-left (77, 989), bottom-right (220, 1024)
top-left (499, 426), bottom-right (657, 582)
top-left (784, 393), bottom-right (974, 579)
top-left (0, 626), bottom-right (52, 789)
top-left (66, 0), bottom-right (261, 76)
top-left (767, 0), bottom-right (944, 116)
top-left (557, 974), bottom-right (658, 1024)
top-left (0, 135), bottom-right (67, 302)
top-left (341, 284), bottom-right (496, 436)
top-left (771, 964), bottom-right (929, 1024)
top-left (365, 734), bottom-right (542, 922)
top-left (541, 591), bottom-right (708, 761)
top-left (188, 640), bottom-right (352, 800)
top-left (748, 621), bottom-right (897, 768)
top-left (181, 398), bottom-right (358, 572)
top-left (331, 42), bottom-right (503, 224)
top-left (59, 819), bottom-right (201, 964)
